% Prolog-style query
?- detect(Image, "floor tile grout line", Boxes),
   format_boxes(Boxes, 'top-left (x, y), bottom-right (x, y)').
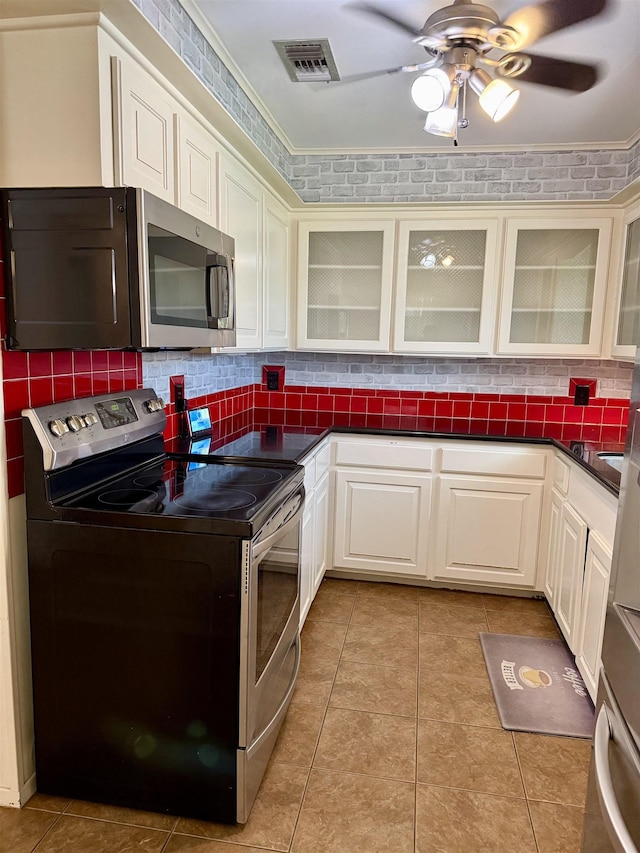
top-left (29, 809), bottom-right (66, 853)
top-left (287, 591), bottom-right (354, 852)
top-left (512, 730), bottom-right (542, 853)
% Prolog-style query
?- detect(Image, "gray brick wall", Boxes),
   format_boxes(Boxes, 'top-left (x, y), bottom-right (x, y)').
top-left (143, 351), bottom-right (633, 400)
top-left (135, 0), bottom-right (639, 204)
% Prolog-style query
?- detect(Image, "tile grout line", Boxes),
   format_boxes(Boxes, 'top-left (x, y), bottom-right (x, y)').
top-left (511, 729), bottom-right (542, 853)
top-left (286, 588), bottom-right (355, 852)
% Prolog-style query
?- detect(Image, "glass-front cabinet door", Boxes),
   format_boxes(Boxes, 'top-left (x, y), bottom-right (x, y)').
top-left (296, 221), bottom-right (395, 351)
top-left (498, 217), bottom-right (613, 356)
top-left (393, 219), bottom-right (500, 354)
top-left (612, 209), bottom-right (640, 359)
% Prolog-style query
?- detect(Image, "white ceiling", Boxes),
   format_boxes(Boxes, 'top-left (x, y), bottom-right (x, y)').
top-left (190, 0), bottom-right (640, 153)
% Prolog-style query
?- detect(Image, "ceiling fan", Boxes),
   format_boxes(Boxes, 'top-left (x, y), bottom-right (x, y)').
top-left (347, 0), bottom-right (608, 140)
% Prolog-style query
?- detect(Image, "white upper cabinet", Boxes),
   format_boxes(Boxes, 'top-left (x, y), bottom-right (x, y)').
top-left (175, 113), bottom-right (219, 227)
top-left (263, 194), bottom-right (291, 350)
top-left (393, 219), bottom-right (500, 354)
top-left (296, 221), bottom-right (395, 351)
top-left (611, 201), bottom-right (640, 360)
top-left (112, 57), bottom-right (176, 203)
top-left (219, 154), bottom-right (263, 350)
top-left (497, 217), bottom-right (613, 356)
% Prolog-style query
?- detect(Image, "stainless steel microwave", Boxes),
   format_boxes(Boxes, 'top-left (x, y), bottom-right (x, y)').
top-left (0, 186), bottom-right (236, 350)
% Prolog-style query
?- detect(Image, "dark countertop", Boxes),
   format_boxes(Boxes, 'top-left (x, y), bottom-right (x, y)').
top-left (169, 418), bottom-right (625, 496)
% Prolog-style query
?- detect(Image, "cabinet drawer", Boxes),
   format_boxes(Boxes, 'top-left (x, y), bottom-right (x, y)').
top-left (440, 446), bottom-right (547, 479)
top-left (334, 438), bottom-right (433, 471)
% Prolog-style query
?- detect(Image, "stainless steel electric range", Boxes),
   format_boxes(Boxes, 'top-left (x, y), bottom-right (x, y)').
top-left (22, 388), bottom-right (304, 824)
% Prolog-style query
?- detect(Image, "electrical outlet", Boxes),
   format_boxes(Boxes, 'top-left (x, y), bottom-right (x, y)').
top-left (266, 370), bottom-right (280, 391)
top-left (574, 384), bottom-right (590, 406)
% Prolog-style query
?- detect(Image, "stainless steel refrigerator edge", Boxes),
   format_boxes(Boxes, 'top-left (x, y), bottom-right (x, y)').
top-left (582, 350), bottom-right (640, 852)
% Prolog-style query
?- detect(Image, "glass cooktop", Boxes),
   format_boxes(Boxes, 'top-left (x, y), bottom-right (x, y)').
top-left (61, 457), bottom-right (299, 523)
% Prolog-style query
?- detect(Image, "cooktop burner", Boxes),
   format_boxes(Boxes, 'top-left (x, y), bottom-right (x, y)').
top-left (173, 488), bottom-right (256, 512)
top-left (98, 488), bottom-right (159, 507)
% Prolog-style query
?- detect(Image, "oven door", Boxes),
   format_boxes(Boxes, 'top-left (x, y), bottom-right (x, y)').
top-left (237, 485), bottom-right (303, 821)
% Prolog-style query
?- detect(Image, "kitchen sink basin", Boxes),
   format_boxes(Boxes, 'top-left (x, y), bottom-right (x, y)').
top-left (596, 452), bottom-right (625, 472)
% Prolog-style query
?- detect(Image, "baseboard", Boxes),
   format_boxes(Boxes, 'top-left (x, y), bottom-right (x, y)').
top-left (0, 771), bottom-right (37, 808)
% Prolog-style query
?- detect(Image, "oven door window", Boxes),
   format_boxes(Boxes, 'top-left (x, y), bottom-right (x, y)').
top-left (255, 521), bottom-right (300, 682)
top-left (148, 225), bottom-right (211, 328)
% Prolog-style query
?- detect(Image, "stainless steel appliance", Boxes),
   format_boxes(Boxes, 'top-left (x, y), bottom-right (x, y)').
top-left (1, 187), bottom-right (235, 350)
top-left (582, 366), bottom-right (640, 851)
top-left (22, 389), bottom-right (302, 824)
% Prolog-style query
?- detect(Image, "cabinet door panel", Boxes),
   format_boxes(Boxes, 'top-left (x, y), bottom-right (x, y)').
top-left (612, 210), bottom-right (640, 358)
top-left (393, 219), bottom-right (499, 354)
top-left (498, 217), bottom-right (612, 356)
top-left (434, 476), bottom-right (543, 586)
top-left (544, 490), bottom-right (563, 608)
top-left (176, 114), bottom-right (218, 226)
top-left (312, 473), bottom-right (329, 593)
top-left (555, 502), bottom-right (588, 650)
top-left (263, 196), bottom-right (290, 349)
top-left (297, 221), bottom-right (395, 351)
top-left (299, 501), bottom-right (314, 628)
top-left (576, 532), bottom-right (612, 700)
top-left (333, 469), bottom-right (431, 576)
top-left (113, 58), bottom-right (175, 202)
top-left (219, 157), bottom-right (262, 349)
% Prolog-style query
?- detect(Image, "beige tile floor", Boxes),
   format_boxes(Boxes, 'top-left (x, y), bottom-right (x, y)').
top-left (0, 580), bottom-right (592, 853)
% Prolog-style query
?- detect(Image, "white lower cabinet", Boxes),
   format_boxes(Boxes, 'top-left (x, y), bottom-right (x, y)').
top-left (299, 440), bottom-right (330, 627)
top-left (554, 502), bottom-right (589, 651)
top-left (333, 468), bottom-right (432, 577)
top-left (544, 489), bottom-right (564, 608)
top-left (575, 532), bottom-right (612, 699)
top-left (433, 475), bottom-right (543, 587)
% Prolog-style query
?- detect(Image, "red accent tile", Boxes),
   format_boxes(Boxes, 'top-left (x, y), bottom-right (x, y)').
top-left (471, 401), bottom-right (490, 420)
top-left (334, 395), bottom-right (351, 413)
top-left (582, 406), bottom-right (603, 425)
top-left (469, 420), bottom-right (488, 435)
top-left (544, 405), bottom-right (565, 423)
top-left (526, 404), bottom-right (545, 422)
top-left (285, 393), bottom-right (302, 410)
top-left (52, 350), bottom-right (73, 375)
top-left (91, 351), bottom-right (109, 371)
top-left (124, 351), bottom-right (139, 370)
top-left (507, 402), bottom-right (527, 421)
top-left (435, 401), bottom-right (454, 417)
top-left (383, 399), bottom-right (401, 415)
top-left (28, 352), bottom-right (52, 377)
top-left (601, 426), bottom-right (622, 443)
top-left (543, 423), bottom-right (564, 440)
top-left (109, 373), bottom-right (125, 393)
top-left (487, 420), bottom-right (507, 436)
top-left (108, 351), bottom-right (124, 370)
top-left (74, 374), bottom-right (93, 398)
top-left (2, 350), bottom-right (29, 380)
top-left (124, 368), bottom-right (138, 388)
top-left (452, 401), bottom-right (472, 418)
top-left (254, 391), bottom-right (269, 408)
top-left (489, 402), bottom-right (508, 420)
top-left (284, 409), bottom-right (302, 426)
top-left (561, 423), bottom-right (583, 442)
top-left (504, 421), bottom-right (526, 437)
top-left (400, 401), bottom-right (418, 417)
top-left (333, 387), bottom-right (352, 396)
top-left (417, 399), bottom-right (436, 417)
top-left (73, 352), bottom-right (91, 373)
top-left (521, 421), bottom-right (543, 438)
top-left (53, 375), bottom-right (74, 402)
top-left (7, 457), bottom-right (25, 498)
top-left (3, 379), bottom-right (29, 419)
top-left (301, 410), bottom-right (318, 427)
top-left (350, 396), bottom-right (367, 413)
top-left (333, 411), bottom-right (351, 427)
top-left (433, 417), bottom-right (453, 432)
top-left (317, 411), bottom-right (333, 428)
top-left (29, 377), bottom-right (53, 408)
top-left (5, 418), bottom-right (23, 460)
top-left (348, 413), bottom-right (367, 428)
top-left (398, 415), bottom-right (418, 430)
top-left (381, 415), bottom-right (401, 430)
top-left (563, 405), bottom-right (584, 424)
top-left (92, 372), bottom-right (109, 395)
top-left (367, 397), bottom-right (384, 414)
top-left (602, 407), bottom-right (623, 425)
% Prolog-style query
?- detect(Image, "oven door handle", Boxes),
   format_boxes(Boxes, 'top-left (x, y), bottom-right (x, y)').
top-left (594, 703), bottom-right (639, 853)
top-left (251, 488), bottom-right (304, 561)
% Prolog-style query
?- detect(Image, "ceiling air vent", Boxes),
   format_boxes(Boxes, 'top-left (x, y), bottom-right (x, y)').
top-left (273, 39), bottom-right (340, 83)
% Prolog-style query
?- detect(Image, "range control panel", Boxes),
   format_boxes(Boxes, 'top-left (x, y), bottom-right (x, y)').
top-left (23, 388), bottom-right (166, 471)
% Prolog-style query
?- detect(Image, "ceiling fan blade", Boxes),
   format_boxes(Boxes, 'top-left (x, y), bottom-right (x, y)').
top-left (505, 53), bottom-right (600, 92)
top-left (503, 0), bottom-right (608, 50)
top-left (346, 2), bottom-right (424, 39)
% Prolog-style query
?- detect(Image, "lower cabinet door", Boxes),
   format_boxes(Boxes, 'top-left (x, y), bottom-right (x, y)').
top-left (544, 489), bottom-right (564, 609)
top-left (433, 475), bottom-right (543, 587)
top-left (575, 531), bottom-right (612, 701)
top-left (333, 469), bottom-right (432, 577)
top-left (555, 502), bottom-right (589, 651)
top-left (299, 498), bottom-right (314, 628)
top-left (312, 473), bottom-right (329, 593)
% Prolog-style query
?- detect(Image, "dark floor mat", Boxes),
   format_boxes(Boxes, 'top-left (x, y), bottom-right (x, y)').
top-left (480, 632), bottom-right (594, 738)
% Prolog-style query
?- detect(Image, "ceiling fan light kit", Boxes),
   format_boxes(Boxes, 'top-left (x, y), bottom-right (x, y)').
top-left (352, 0), bottom-right (607, 144)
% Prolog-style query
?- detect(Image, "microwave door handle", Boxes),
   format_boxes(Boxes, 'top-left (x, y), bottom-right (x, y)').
top-left (205, 254), bottom-right (230, 329)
